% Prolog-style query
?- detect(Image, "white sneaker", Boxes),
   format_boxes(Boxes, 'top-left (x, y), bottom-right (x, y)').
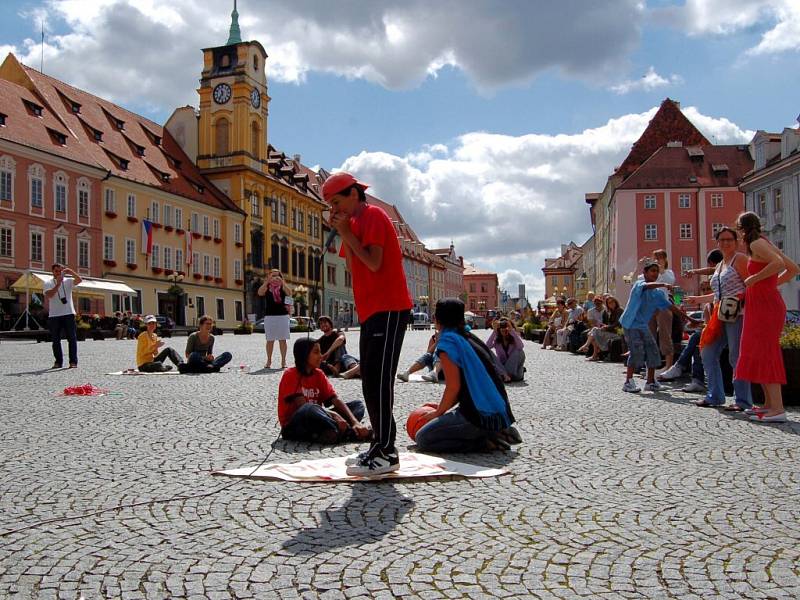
top-left (396, 371), bottom-right (409, 382)
top-left (421, 372), bottom-right (438, 383)
top-left (623, 379), bottom-right (641, 393)
top-left (657, 364), bottom-right (684, 381)
top-left (682, 381), bottom-right (705, 393)
top-left (644, 381), bottom-right (663, 392)
top-left (345, 448), bottom-right (400, 476)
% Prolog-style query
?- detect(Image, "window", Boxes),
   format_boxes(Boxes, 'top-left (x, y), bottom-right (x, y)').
top-left (291, 208), bottom-right (297, 230)
top-left (126, 239), bottom-right (136, 264)
top-left (773, 188), bottom-right (783, 214)
top-left (551, 275), bottom-right (557, 287)
top-left (271, 199), bottom-right (278, 223)
top-left (78, 239), bottom-right (89, 269)
top-left (122, 194), bottom-right (133, 218)
top-left (678, 193), bottom-right (690, 209)
top-left (55, 235), bottom-right (67, 264)
top-left (31, 177), bottom-right (43, 209)
top-left (0, 226), bottom-right (12, 257)
top-left (314, 216), bottom-right (320, 238)
top-left (215, 118), bottom-right (229, 155)
top-left (151, 201), bottom-right (160, 223)
top-left (679, 223), bottom-right (693, 239)
top-left (104, 188), bottom-right (115, 213)
top-left (327, 264), bottom-right (337, 285)
top-left (681, 257), bottom-right (694, 274)
top-left (711, 193), bottom-right (723, 208)
top-left (213, 219), bottom-right (220, 239)
top-left (216, 298), bottom-right (225, 321)
top-left (235, 300), bottom-right (243, 322)
top-left (298, 210), bottom-right (304, 233)
top-left (30, 230), bottom-right (43, 262)
top-left (203, 254), bottom-right (210, 276)
top-left (280, 241), bottom-right (288, 274)
top-left (712, 223), bottom-right (724, 237)
top-left (203, 215), bottom-right (210, 236)
top-left (234, 223), bottom-right (241, 243)
top-left (307, 213), bottom-right (313, 235)
top-left (191, 212), bottom-right (199, 233)
top-left (344, 271), bottom-right (352, 288)
top-left (1, 169), bottom-right (13, 202)
top-left (213, 256), bottom-right (220, 278)
top-left (175, 208), bottom-right (183, 230)
top-left (644, 195), bottom-right (656, 210)
top-left (104, 235), bottom-right (114, 260)
top-left (298, 249), bottom-right (306, 278)
top-left (234, 259), bottom-right (241, 281)
top-left (250, 193), bottom-right (260, 218)
top-left (644, 224), bottom-right (657, 241)
top-left (192, 252), bottom-right (200, 275)
top-left (196, 296), bottom-right (205, 318)
top-left (163, 204), bottom-right (172, 227)
top-left (757, 193), bottom-right (766, 217)
top-left (54, 180), bottom-right (66, 213)
top-left (469, 283), bottom-right (476, 292)
top-left (164, 246), bottom-right (172, 271)
top-left (78, 183), bottom-right (89, 218)
top-left (291, 247), bottom-right (298, 276)
top-left (279, 201), bottom-right (287, 225)
top-left (251, 122), bottom-right (259, 157)
top-left (151, 245), bottom-right (160, 268)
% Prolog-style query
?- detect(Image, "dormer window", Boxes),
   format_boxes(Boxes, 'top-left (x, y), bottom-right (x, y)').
top-left (119, 159), bottom-right (129, 170)
top-left (48, 128), bottom-right (67, 145)
top-left (24, 100), bottom-right (43, 117)
top-left (154, 136), bottom-right (161, 146)
top-left (253, 55), bottom-right (258, 70)
top-left (161, 173), bottom-right (171, 182)
top-left (116, 119), bottom-right (125, 130)
top-left (0, 113), bottom-right (5, 126)
top-left (135, 146), bottom-right (145, 157)
top-left (93, 130), bottom-right (103, 142)
top-left (71, 103), bottom-right (81, 114)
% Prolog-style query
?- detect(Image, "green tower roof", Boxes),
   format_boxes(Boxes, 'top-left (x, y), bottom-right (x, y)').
top-left (226, 0), bottom-right (242, 45)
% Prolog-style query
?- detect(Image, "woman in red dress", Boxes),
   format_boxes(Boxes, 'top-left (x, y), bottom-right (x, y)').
top-left (735, 212), bottom-right (800, 423)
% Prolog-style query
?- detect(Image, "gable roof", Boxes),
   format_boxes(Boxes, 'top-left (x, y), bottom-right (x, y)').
top-left (615, 98), bottom-right (710, 180)
top-left (619, 144), bottom-right (753, 190)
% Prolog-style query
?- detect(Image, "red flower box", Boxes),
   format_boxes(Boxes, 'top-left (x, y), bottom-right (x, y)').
top-left (234, 279), bottom-right (243, 285)
top-left (152, 223), bottom-right (162, 229)
top-left (235, 241), bottom-right (243, 248)
top-left (103, 259), bottom-right (117, 267)
top-left (164, 225), bottom-right (174, 232)
top-left (127, 216), bottom-right (138, 223)
top-left (152, 267), bottom-right (163, 274)
top-left (204, 275), bottom-right (214, 281)
top-left (214, 277), bottom-right (223, 283)
top-left (191, 232), bottom-right (201, 239)
top-left (176, 229), bottom-right (185, 235)
top-left (126, 263), bottom-right (137, 270)
top-left (177, 271), bottom-right (185, 276)
top-left (164, 269), bottom-right (174, 275)
top-left (193, 273), bottom-right (202, 280)
top-left (213, 237), bottom-right (222, 244)
top-left (203, 234), bottom-right (212, 241)
top-left (105, 211), bottom-right (117, 218)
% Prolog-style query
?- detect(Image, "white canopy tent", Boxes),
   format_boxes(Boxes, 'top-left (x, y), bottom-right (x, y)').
top-left (10, 270), bottom-right (137, 330)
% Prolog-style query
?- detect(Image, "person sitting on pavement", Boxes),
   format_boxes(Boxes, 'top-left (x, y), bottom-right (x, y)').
top-left (541, 298), bottom-right (567, 350)
top-left (136, 315), bottom-right (183, 372)
top-left (316, 315), bottom-right (361, 379)
top-left (414, 298), bottom-right (521, 453)
top-left (556, 298), bottom-right (584, 350)
top-left (621, 260), bottom-right (700, 393)
top-left (487, 317), bottom-right (526, 382)
top-left (181, 315), bottom-right (232, 373)
top-left (579, 296), bottom-right (623, 361)
top-left (114, 311), bottom-right (128, 340)
top-left (279, 337), bottom-right (372, 444)
top-left (397, 331), bottom-right (442, 383)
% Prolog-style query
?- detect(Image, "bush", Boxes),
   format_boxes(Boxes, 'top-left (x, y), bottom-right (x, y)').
top-left (780, 324), bottom-right (800, 350)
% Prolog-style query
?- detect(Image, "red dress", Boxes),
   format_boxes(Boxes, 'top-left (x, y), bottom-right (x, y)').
top-left (735, 259), bottom-right (786, 384)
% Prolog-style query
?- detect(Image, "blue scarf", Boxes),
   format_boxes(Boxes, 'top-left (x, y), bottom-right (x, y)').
top-left (436, 329), bottom-right (511, 430)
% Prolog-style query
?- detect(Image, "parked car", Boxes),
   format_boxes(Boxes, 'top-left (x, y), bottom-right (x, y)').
top-left (411, 312), bottom-right (431, 330)
top-left (155, 315), bottom-right (175, 330)
top-left (254, 317), bottom-right (298, 333)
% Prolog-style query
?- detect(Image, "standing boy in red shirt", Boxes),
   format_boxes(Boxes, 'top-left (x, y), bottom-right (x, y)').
top-left (323, 172), bottom-right (413, 476)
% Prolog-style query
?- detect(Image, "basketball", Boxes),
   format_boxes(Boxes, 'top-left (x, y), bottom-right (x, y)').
top-left (406, 403), bottom-right (438, 441)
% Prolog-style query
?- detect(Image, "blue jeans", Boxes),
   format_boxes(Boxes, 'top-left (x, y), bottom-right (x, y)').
top-left (415, 352), bottom-right (439, 370)
top-left (48, 314), bottom-right (78, 366)
top-left (281, 400), bottom-right (365, 443)
top-left (415, 408), bottom-right (488, 453)
top-left (188, 351), bottom-right (232, 369)
top-left (677, 330), bottom-right (704, 382)
top-left (699, 318), bottom-right (752, 407)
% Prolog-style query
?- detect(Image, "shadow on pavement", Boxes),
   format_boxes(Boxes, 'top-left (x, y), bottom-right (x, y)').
top-left (4, 367), bottom-right (63, 377)
top-left (280, 482), bottom-right (414, 555)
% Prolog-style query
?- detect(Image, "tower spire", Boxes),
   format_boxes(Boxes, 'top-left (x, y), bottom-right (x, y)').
top-left (226, 0), bottom-right (242, 45)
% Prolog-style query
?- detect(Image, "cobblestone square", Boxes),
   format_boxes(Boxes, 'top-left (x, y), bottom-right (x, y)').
top-left (1, 331), bottom-right (799, 599)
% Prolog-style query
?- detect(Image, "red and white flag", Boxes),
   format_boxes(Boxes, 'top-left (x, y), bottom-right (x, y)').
top-left (141, 220), bottom-right (153, 255)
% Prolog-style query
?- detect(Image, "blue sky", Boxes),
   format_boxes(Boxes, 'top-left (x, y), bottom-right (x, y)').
top-left (1, 0), bottom-right (798, 297)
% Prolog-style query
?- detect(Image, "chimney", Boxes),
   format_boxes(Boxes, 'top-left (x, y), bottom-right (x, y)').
top-left (293, 154), bottom-right (301, 163)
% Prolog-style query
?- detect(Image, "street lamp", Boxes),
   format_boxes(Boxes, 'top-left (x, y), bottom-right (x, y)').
top-left (418, 294), bottom-right (429, 315)
top-left (294, 284), bottom-right (308, 316)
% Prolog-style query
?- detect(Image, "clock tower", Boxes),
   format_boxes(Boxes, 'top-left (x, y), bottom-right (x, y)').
top-left (197, 0), bottom-right (269, 173)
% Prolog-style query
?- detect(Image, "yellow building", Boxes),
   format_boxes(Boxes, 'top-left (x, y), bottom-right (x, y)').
top-left (166, 5), bottom-right (327, 317)
top-left (0, 54), bottom-right (247, 328)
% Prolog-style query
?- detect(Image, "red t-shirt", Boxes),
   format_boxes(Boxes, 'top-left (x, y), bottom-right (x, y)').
top-left (339, 204), bottom-right (412, 322)
top-left (277, 367), bottom-right (337, 427)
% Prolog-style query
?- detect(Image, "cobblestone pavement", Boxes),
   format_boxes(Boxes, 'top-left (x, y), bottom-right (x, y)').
top-left (1, 330), bottom-right (799, 600)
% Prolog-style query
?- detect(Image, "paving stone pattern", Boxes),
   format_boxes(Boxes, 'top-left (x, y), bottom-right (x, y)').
top-left (1, 331), bottom-right (799, 599)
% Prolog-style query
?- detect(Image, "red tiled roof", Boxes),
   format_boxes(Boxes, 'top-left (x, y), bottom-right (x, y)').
top-left (619, 145), bottom-right (754, 190)
top-left (13, 62), bottom-right (242, 214)
top-left (616, 99), bottom-right (710, 180)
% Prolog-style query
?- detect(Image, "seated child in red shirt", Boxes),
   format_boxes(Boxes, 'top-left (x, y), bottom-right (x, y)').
top-left (278, 338), bottom-right (372, 444)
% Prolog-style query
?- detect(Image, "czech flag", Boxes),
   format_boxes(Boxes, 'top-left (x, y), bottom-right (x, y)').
top-left (141, 219), bottom-right (153, 255)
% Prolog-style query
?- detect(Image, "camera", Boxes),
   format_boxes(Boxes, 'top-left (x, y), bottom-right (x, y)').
top-left (60, 297), bottom-right (68, 304)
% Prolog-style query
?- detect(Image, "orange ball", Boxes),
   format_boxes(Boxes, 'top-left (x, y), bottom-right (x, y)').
top-left (406, 403), bottom-right (439, 441)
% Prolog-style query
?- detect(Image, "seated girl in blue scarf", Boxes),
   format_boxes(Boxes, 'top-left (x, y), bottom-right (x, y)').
top-left (415, 298), bottom-right (522, 453)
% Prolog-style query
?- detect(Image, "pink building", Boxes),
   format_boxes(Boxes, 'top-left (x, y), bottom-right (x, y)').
top-left (611, 144), bottom-right (753, 297)
top-left (0, 78), bottom-right (105, 321)
top-left (431, 243), bottom-right (465, 300)
top-left (463, 263), bottom-right (498, 314)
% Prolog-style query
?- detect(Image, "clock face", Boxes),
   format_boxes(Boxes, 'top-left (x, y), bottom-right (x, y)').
top-left (250, 88), bottom-right (261, 109)
top-left (213, 83), bottom-right (231, 104)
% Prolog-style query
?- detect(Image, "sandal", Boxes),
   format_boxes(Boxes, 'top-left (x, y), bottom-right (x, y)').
top-left (694, 400), bottom-right (723, 408)
top-left (723, 405), bottom-right (745, 412)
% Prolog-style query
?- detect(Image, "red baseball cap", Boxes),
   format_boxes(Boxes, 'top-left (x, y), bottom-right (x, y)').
top-left (321, 172), bottom-right (368, 202)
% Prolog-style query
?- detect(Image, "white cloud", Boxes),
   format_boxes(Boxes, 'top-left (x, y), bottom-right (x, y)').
top-left (610, 66), bottom-right (683, 95)
top-left (341, 106), bottom-right (752, 298)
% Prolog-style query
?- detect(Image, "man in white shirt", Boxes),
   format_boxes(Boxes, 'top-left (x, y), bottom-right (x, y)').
top-left (43, 263), bottom-right (82, 368)
top-left (585, 296), bottom-right (606, 328)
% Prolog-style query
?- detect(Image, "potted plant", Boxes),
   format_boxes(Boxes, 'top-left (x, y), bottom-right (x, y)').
top-left (191, 232), bottom-right (202, 240)
top-left (176, 228), bottom-right (185, 235)
top-left (104, 210), bottom-right (117, 218)
top-left (103, 259), bottom-right (117, 267)
top-left (193, 273), bottom-right (202, 280)
top-left (234, 279), bottom-right (243, 285)
top-left (126, 263), bottom-right (138, 270)
top-left (164, 269), bottom-right (174, 276)
top-left (76, 316), bottom-right (91, 341)
top-left (127, 216), bottom-right (138, 223)
top-left (203, 234), bottom-right (212, 241)
top-left (213, 237), bottom-right (222, 244)
top-left (235, 241), bottom-right (243, 248)
top-left (164, 225), bottom-right (174, 232)
top-left (780, 325), bottom-right (800, 405)
top-left (152, 222), bottom-right (162, 229)
top-left (214, 277), bottom-right (223, 284)
top-left (233, 321), bottom-right (253, 335)
top-left (152, 267), bottom-right (163, 274)
top-left (204, 274), bottom-right (214, 281)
